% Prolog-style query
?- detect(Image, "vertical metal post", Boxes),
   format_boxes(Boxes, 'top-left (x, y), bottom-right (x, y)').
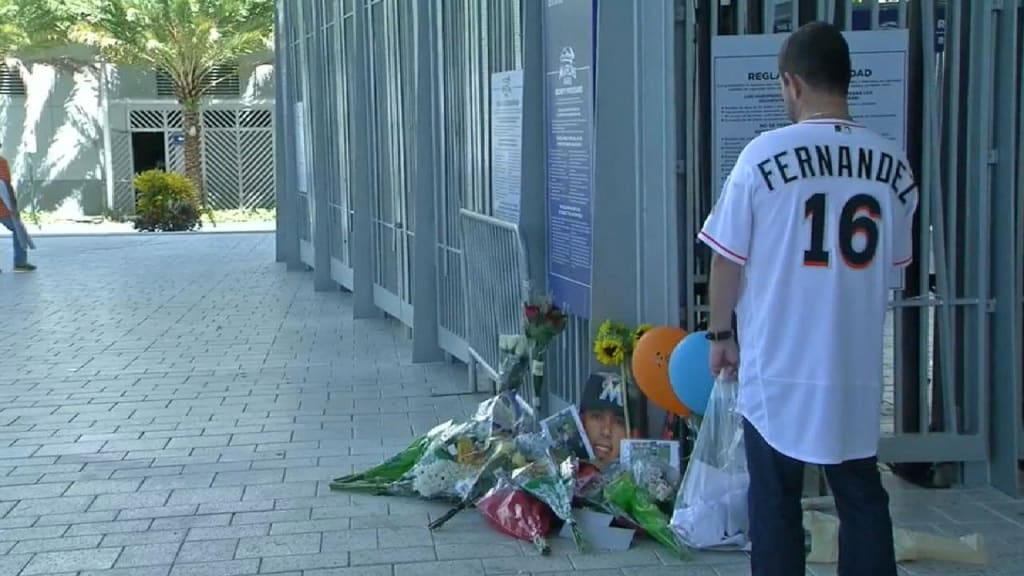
top-left (960, 0), bottom-right (995, 487)
top-left (894, 0), bottom-right (924, 444)
top-left (682, 0), bottom-right (700, 330)
top-left (636, 0), bottom-right (679, 435)
top-left (763, 0), bottom-right (776, 33)
top-left (1017, 0), bottom-right (1024, 481)
top-left (637, 0), bottom-right (679, 328)
top-left (277, 0), bottom-right (302, 271)
top-left (591, 0), bottom-right (640, 335)
top-left (351, 0), bottom-right (378, 318)
top-left (520, 0), bottom-right (548, 406)
top-left (736, 0), bottom-right (749, 34)
top-left (520, 0), bottom-right (547, 298)
top-left (411, 0), bottom-right (442, 363)
top-left (986, 0), bottom-right (1021, 496)
top-left (309, 2), bottom-right (334, 291)
top-left (921, 0), bottom-right (958, 440)
top-left (273, 2), bottom-right (286, 262)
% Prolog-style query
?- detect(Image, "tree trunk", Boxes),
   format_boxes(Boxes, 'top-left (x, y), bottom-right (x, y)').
top-left (182, 105), bottom-right (204, 203)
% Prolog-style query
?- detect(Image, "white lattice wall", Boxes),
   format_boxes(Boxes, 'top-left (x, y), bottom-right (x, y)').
top-left (202, 108), bottom-right (276, 210)
top-left (111, 130), bottom-right (135, 214)
top-left (111, 104), bottom-right (275, 213)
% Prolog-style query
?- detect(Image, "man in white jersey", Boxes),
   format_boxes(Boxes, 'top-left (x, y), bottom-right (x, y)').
top-left (699, 21), bottom-right (918, 575)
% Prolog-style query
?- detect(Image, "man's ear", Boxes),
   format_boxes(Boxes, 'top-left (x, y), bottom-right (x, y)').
top-left (783, 72), bottom-right (804, 97)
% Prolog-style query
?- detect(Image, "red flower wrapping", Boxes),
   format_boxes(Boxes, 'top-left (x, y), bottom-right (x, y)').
top-left (478, 487), bottom-right (553, 555)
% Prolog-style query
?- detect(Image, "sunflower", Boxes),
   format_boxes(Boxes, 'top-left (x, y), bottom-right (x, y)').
top-left (595, 338), bottom-right (625, 366)
top-left (633, 323), bottom-right (654, 345)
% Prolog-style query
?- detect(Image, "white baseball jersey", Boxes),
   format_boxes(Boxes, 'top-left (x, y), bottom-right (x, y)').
top-left (699, 119), bottom-right (919, 465)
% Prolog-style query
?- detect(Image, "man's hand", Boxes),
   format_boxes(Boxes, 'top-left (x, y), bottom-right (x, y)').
top-left (709, 339), bottom-right (739, 380)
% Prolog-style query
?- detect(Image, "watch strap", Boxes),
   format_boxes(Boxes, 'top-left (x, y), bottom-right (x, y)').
top-left (705, 330), bottom-right (734, 342)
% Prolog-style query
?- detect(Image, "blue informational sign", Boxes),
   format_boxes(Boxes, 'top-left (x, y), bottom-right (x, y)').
top-left (170, 133), bottom-right (185, 146)
top-left (543, 0), bottom-right (595, 319)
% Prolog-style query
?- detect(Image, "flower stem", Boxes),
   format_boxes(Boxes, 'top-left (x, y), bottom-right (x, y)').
top-left (428, 501), bottom-right (468, 531)
top-left (531, 349), bottom-right (545, 414)
top-left (620, 363), bottom-right (632, 438)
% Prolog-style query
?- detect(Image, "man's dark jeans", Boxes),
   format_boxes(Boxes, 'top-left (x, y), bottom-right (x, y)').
top-left (1, 216), bottom-right (27, 266)
top-left (743, 419), bottom-right (898, 575)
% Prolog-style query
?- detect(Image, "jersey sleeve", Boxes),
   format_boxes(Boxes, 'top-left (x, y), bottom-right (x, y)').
top-left (698, 162), bottom-right (755, 266)
top-left (892, 160), bottom-right (919, 268)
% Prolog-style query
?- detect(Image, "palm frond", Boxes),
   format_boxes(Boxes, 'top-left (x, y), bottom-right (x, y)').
top-left (70, 0), bottom-right (272, 102)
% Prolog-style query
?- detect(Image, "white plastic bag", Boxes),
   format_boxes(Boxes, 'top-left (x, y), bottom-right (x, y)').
top-left (670, 375), bottom-right (750, 550)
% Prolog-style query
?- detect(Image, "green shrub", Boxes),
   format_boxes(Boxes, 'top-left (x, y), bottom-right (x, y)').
top-left (133, 170), bottom-right (203, 232)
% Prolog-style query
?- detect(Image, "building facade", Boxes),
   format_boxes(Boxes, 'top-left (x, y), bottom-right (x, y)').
top-left (0, 57), bottom-right (275, 216)
top-left (275, 0), bottom-right (1023, 494)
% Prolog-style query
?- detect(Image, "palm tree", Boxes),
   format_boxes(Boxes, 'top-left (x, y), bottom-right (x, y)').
top-left (0, 0), bottom-right (81, 59)
top-left (72, 0), bottom-right (273, 200)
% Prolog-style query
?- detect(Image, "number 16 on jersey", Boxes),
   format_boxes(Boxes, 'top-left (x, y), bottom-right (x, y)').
top-left (803, 192), bottom-right (883, 270)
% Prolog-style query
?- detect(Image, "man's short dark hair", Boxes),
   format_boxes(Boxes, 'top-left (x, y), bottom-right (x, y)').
top-left (778, 21), bottom-right (852, 97)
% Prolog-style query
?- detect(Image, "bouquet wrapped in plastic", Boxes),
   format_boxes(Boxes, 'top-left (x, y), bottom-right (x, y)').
top-left (602, 465), bottom-right (688, 558)
top-left (513, 455), bottom-right (586, 551)
top-left (478, 477), bottom-right (555, 555)
top-left (630, 458), bottom-right (681, 506)
top-left (329, 419), bottom-right (457, 495)
top-left (670, 375), bottom-right (750, 550)
top-left (332, 389), bottom-right (537, 502)
top-left (427, 432), bottom-right (552, 529)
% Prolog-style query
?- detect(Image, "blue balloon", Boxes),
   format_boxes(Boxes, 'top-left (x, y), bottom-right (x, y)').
top-left (669, 331), bottom-right (715, 416)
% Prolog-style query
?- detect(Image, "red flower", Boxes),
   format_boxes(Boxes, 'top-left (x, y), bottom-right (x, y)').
top-left (525, 305), bottom-right (541, 321)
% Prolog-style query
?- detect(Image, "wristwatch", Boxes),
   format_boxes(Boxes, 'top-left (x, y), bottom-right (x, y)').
top-left (705, 330), bottom-right (734, 342)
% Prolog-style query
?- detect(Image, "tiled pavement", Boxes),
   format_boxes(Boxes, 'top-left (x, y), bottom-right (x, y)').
top-left (0, 233), bottom-right (1021, 576)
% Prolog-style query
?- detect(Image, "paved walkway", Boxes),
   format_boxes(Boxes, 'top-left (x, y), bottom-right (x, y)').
top-left (0, 221), bottom-right (276, 238)
top-left (0, 234), bottom-right (1020, 576)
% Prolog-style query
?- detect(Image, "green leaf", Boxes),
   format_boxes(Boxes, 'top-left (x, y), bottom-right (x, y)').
top-left (68, 0), bottom-right (272, 101)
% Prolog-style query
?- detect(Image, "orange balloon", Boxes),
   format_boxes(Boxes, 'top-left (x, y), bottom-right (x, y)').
top-left (632, 327), bottom-right (692, 416)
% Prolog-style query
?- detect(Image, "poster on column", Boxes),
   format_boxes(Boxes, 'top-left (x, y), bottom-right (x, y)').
top-left (544, 0), bottom-right (595, 319)
top-left (294, 102), bottom-right (309, 194)
top-left (710, 29), bottom-right (909, 195)
top-left (490, 70), bottom-right (524, 224)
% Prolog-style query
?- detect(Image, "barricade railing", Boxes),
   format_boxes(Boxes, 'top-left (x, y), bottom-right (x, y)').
top-left (459, 209), bottom-right (529, 395)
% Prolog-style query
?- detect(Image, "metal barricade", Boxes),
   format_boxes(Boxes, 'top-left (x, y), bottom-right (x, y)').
top-left (459, 209), bottom-right (529, 394)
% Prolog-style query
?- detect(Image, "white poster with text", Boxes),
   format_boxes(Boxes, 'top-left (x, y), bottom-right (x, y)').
top-left (711, 30), bottom-right (909, 195)
top-left (490, 70), bottom-right (525, 224)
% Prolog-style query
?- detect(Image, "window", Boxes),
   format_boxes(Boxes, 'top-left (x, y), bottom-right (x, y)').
top-left (0, 65), bottom-right (27, 96)
top-left (156, 65), bottom-right (241, 98)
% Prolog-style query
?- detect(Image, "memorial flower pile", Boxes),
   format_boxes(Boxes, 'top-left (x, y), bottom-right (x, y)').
top-left (330, 310), bottom-right (693, 559)
top-left (330, 384), bottom-right (691, 559)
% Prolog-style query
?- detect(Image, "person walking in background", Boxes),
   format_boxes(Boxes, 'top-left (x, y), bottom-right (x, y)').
top-left (700, 22), bottom-right (917, 575)
top-left (0, 147), bottom-right (37, 273)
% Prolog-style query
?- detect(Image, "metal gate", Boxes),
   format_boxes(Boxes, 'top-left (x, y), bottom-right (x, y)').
top-left (362, 0), bottom-right (415, 325)
top-left (290, 2), bottom-right (314, 266)
top-left (678, 0), bottom-right (1020, 475)
top-left (435, 0), bottom-right (524, 361)
top-left (202, 109), bottom-right (276, 210)
top-left (110, 104), bottom-right (275, 214)
top-left (323, 0), bottom-right (356, 288)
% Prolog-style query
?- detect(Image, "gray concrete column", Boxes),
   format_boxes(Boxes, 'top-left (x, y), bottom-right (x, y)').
top-left (411, 0), bottom-right (441, 363)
